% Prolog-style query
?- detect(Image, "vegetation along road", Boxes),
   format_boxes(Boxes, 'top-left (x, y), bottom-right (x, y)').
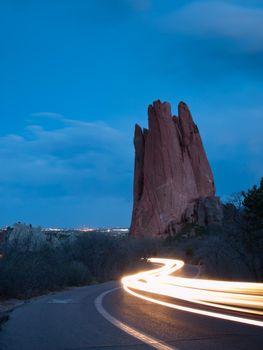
top-left (0, 258), bottom-right (262, 350)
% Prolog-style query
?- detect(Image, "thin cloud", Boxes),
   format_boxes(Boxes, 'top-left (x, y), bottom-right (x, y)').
top-left (0, 115), bottom-right (130, 187)
top-left (0, 112), bottom-right (133, 226)
top-left (197, 104), bottom-right (263, 192)
top-left (160, 1), bottom-right (263, 52)
top-left (31, 112), bottom-right (65, 119)
top-left (128, 0), bottom-right (151, 12)
top-left (31, 113), bottom-right (122, 139)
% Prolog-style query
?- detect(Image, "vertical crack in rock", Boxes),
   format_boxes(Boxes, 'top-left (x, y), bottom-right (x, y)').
top-left (130, 100), bottom-right (222, 237)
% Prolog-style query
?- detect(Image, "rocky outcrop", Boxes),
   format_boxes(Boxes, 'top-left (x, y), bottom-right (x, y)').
top-left (183, 196), bottom-right (223, 227)
top-left (130, 100), bottom-right (222, 237)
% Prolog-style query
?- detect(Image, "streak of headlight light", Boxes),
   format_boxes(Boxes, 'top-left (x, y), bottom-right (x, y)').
top-left (121, 258), bottom-right (263, 327)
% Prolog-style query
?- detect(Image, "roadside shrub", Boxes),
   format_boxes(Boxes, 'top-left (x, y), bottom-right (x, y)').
top-left (0, 247), bottom-right (66, 298)
top-left (0, 225), bottom-right (161, 299)
top-left (64, 261), bottom-right (91, 286)
top-left (185, 246), bottom-right (194, 258)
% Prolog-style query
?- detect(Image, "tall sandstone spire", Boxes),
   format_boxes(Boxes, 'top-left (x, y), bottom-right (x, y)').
top-left (130, 100), bottom-right (222, 237)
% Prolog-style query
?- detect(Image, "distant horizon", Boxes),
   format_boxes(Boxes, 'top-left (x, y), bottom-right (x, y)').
top-left (0, 225), bottom-right (130, 231)
top-left (1, 0), bottom-right (262, 227)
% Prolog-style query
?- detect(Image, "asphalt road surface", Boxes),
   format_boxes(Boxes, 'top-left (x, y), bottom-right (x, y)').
top-left (0, 268), bottom-right (262, 350)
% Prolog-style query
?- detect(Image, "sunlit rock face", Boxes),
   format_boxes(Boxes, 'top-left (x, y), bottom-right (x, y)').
top-left (130, 100), bottom-right (222, 237)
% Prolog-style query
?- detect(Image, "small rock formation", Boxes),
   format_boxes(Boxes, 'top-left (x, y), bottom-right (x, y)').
top-left (130, 100), bottom-right (222, 237)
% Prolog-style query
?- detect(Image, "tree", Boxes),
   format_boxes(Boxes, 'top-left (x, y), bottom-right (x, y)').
top-left (241, 178), bottom-right (263, 281)
top-left (227, 191), bottom-right (243, 210)
top-left (242, 177), bottom-right (263, 230)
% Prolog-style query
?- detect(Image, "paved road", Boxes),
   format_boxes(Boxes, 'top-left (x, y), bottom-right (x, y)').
top-left (0, 269), bottom-right (262, 350)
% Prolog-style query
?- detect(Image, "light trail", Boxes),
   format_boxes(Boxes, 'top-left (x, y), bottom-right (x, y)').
top-left (121, 258), bottom-right (263, 327)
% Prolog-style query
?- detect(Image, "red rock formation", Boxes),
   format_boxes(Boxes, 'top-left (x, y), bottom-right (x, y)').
top-left (130, 100), bottom-right (221, 237)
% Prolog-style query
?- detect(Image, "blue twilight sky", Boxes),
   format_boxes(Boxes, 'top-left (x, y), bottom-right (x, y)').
top-left (0, 0), bottom-right (262, 228)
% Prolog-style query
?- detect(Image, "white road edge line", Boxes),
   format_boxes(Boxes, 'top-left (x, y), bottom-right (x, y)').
top-left (94, 287), bottom-right (177, 350)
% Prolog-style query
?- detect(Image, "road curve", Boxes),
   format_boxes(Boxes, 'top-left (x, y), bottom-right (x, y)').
top-left (0, 262), bottom-right (262, 349)
top-left (122, 258), bottom-right (263, 328)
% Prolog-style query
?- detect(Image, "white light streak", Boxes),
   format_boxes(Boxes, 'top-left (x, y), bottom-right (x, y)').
top-left (122, 258), bottom-right (263, 327)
